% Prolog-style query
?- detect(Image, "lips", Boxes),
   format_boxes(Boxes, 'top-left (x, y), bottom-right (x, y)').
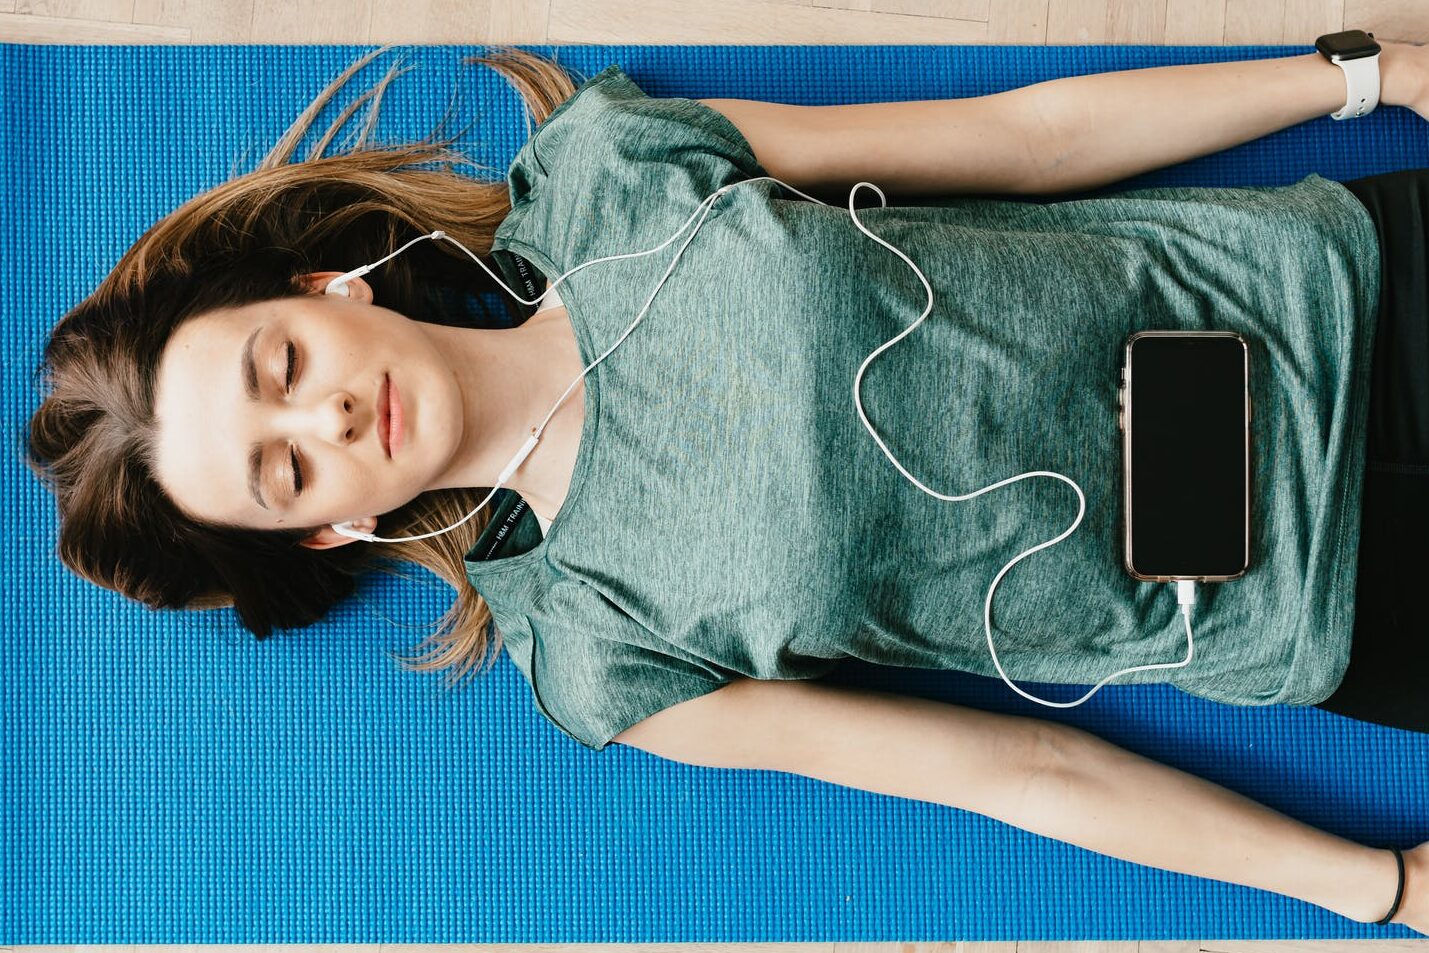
top-left (378, 376), bottom-right (392, 458)
top-left (387, 377), bottom-right (403, 455)
top-left (378, 374), bottom-right (405, 458)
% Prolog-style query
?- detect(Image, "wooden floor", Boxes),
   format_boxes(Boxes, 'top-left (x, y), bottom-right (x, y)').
top-left (0, 0), bottom-right (1425, 45)
top-left (4, 0), bottom-right (1427, 950)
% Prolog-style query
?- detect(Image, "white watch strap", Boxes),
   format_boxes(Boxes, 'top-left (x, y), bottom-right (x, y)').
top-left (1330, 51), bottom-right (1381, 120)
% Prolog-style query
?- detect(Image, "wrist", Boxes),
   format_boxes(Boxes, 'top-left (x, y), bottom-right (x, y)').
top-left (1342, 845), bottom-right (1405, 924)
top-left (1292, 50), bottom-right (1360, 119)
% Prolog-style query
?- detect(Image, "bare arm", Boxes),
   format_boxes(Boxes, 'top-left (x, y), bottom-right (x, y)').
top-left (699, 39), bottom-right (1428, 197)
top-left (1015, 42), bottom-right (1425, 194)
top-left (614, 678), bottom-right (1426, 931)
top-left (1026, 709), bottom-right (1418, 926)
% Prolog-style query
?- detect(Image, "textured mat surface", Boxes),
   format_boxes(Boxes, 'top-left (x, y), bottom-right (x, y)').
top-left (2, 42), bottom-right (1427, 944)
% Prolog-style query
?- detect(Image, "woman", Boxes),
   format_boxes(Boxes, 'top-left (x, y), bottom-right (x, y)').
top-left (25, 41), bottom-right (1429, 930)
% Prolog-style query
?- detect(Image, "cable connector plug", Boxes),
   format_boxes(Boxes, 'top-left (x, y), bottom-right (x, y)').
top-left (1175, 579), bottom-right (1197, 622)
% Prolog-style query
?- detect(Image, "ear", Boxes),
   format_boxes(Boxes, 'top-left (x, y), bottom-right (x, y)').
top-left (298, 518), bottom-right (376, 550)
top-left (298, 270), bottom-right (374, 303)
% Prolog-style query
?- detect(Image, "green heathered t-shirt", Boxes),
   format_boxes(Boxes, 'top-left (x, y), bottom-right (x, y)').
top-left (466, 64), bottom-right (1382, 751)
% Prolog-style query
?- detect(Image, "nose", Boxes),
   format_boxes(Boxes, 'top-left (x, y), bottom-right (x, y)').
top-left (277, 390), bottom-right (361, 447)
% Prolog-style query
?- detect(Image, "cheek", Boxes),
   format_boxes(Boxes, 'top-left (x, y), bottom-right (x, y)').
top-left (330, 449), bottom-right (411, 509)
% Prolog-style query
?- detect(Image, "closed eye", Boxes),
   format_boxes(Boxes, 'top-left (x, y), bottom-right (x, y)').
top-left (290, 445), bottom-right (304, 495)
top-left (283, 341), bottom-right (303, 495)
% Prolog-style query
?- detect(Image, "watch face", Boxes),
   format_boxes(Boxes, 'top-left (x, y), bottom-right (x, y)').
top-left (1317, 29), bottom-right (1380, 59)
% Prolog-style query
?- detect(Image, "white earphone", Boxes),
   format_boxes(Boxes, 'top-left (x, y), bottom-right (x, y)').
top-left (321, 174), bottom-right (1196, 707)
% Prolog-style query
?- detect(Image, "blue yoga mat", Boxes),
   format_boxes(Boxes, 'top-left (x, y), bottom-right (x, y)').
top-left (3, 42), bottom-right (1426, 944)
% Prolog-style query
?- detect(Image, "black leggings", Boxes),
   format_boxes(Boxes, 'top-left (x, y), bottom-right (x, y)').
top-left (1311, 169), bottom-right (1429, 735)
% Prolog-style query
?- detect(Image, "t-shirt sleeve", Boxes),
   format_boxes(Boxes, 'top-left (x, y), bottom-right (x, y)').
top-left (504, 62), bottom-right (771, 216)
top-left (510, 603), bottom-right (735, 752)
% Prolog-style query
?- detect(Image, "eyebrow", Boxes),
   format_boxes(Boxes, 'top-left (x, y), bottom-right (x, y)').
top-left (241, 325), bottom-right (269, 510)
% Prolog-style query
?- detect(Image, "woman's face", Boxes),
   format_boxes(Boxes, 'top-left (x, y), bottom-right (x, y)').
top-left (151, 273), bottom-right (464, 543)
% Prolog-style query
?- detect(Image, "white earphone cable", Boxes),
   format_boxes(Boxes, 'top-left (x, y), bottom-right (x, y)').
top-left (325, 173), bottom-right (1197, 707)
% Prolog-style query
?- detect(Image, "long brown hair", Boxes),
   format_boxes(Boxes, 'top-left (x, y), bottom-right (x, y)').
top-left (25, 44), bottom-right (583, 687)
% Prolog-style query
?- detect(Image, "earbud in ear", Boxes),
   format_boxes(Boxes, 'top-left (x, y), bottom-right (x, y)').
top-left (331, 521), bottom-right (375, 542)
top-left (323, 264), bottom-right (372, 298)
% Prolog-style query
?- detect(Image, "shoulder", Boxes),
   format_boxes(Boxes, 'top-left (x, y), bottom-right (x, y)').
top-left (614, 676), bottom-right (838, 767)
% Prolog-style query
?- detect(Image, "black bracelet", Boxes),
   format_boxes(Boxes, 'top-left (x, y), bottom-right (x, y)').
top-left (1376, 846), bottom-right (1406, 926)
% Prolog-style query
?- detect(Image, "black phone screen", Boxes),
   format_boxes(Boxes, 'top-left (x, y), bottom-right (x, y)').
top-left (1125, 334), bottom-right (1249, 579)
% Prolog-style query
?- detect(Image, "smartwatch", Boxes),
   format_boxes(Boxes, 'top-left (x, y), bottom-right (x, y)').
top-left (1315, 29), bottom-right (1382, 120)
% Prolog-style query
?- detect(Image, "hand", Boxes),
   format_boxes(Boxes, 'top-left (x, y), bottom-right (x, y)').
top-left (1388, 841), bottom-right (1428, 936)
top-left (1379, 40), bottom-right (1429, 120)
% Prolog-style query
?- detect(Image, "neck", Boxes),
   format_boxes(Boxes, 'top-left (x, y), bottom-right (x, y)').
top-left (418, 309), bottom-right (583, 515)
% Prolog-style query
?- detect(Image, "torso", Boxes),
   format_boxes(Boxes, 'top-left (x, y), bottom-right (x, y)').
top-left (526, 286), bottom-right (583, 527)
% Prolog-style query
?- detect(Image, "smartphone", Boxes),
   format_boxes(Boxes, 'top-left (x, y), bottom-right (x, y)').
top-left (1120, 331), bottom-right (1251, 583)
